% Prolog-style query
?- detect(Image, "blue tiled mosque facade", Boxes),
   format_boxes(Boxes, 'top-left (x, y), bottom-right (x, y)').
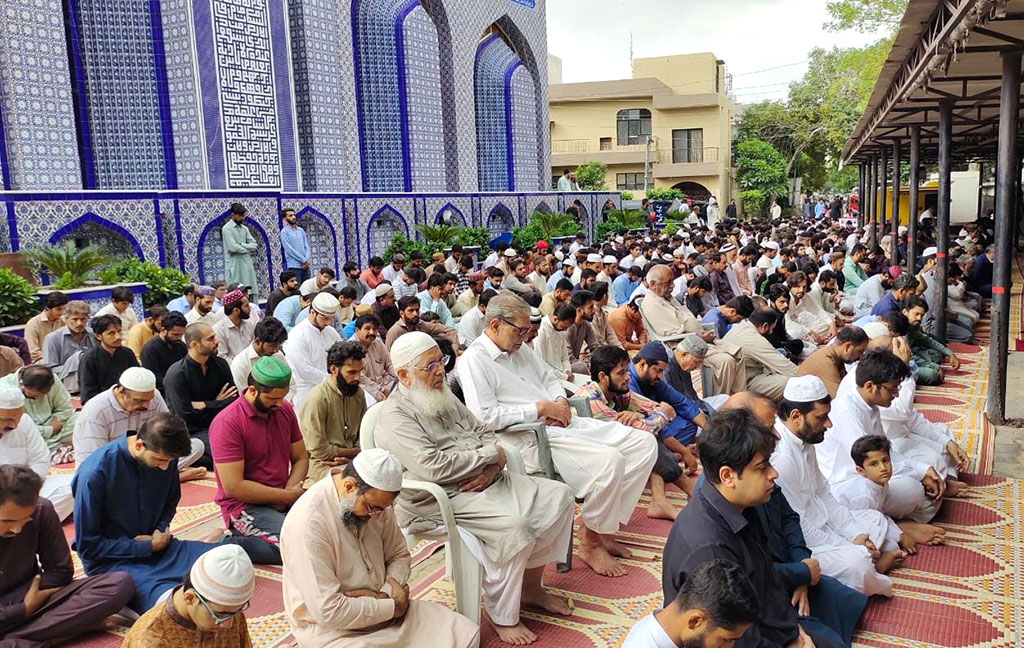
top-left (0, 0), bottom-right (618, 287)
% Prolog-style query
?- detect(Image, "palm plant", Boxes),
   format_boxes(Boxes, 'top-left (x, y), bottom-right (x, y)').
top-left (530, 210), bottom-right (576, 241)
top-left (605, 209), bottom-right (648, 230)
top-left (414, 224), bottom-right (460, 253)
top-left (24, 241), bottom-right (110, 287)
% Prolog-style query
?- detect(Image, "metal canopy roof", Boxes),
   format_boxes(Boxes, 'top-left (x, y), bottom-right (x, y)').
top-left (843, 0), bottom-right (1024, 164)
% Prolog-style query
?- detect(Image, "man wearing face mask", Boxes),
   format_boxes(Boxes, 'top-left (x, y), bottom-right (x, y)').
top-left (209, 357), bottom-right (309, 566)
top-left (123, 544), bottom-right (255, 647)
top-left (74, 367), bottom-right (205, 481)
top-left (299, 342), bottom-right (367, 482)
top-left (281, 448), bottom-right (480, 647)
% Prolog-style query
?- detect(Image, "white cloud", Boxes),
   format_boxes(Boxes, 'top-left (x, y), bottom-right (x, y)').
top-left (546, 0), bottom-right (891, 102)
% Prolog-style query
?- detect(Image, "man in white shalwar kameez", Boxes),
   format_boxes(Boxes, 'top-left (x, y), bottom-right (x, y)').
top-left (818, 348), bottom-right (947, 546)
top-left (281, 449), bottom-right (479, 648)
top-left (457, 293), bottom-right (658, 579)
top-left (377, 332), bottom-right (577, 645)
top-left (283, 293), bottom-right (343, 408)
top-left (771, 376), bottom-right (906, 597)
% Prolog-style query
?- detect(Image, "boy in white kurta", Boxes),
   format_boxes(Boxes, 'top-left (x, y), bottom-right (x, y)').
top-left (281, 449), bottom-right (479, 648)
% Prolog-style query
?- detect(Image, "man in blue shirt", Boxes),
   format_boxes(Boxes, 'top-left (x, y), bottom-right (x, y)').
top-left (871, 274), bottom-right (919, 317)
top-left (279, 208), bottom-right (312, 283)
top-left (628, 342), bottom-right (707, 449)
top-left (612, 265), bottom-right (642, 306)
top-left (701, 295), bottom-right (753, 339)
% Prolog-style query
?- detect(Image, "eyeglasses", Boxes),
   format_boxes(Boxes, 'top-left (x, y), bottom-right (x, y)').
top-left (413, 355), bottom-right (451, 374)
top-left (194, 590), bottom-right (250, 625)
top-left (499, 317), bottom-right (532, 339)
top-left (879, 382), bottom-right (902, 396)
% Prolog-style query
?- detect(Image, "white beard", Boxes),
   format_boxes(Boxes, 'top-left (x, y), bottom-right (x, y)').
top-left (405, 375), bottom-right (459, 419)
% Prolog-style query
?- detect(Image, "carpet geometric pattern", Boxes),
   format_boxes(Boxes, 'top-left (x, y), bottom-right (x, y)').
top-left (60, 284), bottom-right (1021, 648)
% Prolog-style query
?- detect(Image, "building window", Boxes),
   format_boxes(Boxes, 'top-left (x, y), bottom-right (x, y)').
top-left (600, 137), bottom-right (612, 151)
top-left (616, 109), bottom-right (651, 146)
top-left (672, 128), bottom-right (704, 163)
top-left (616, 172), bottom-right (650, 190)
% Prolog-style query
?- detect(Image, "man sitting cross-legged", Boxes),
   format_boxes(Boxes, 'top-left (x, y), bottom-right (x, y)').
top-left (574, 345), bottom-right (699, 521)
top-left (458, 292), bottom-right (658, 579)
top-left (0, 465), bottom-right (134, 645)
top-left (209, 357), bottom-right (308, 566)
top-left (281, 449), bottom-right (480, 648)
top-left (74, 367), bottom-right (206, 482)
top-left (72, 413), bottom-right (267, 611)
top-left (377, 332), bottom-right (576, 645)
top-left (771, 375), bottom-right (909, 597)
top-left (298, 341), bottom-right (366, 482)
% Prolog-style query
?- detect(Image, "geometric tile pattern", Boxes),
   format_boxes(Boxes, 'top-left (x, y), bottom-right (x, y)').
top-left (403, 4), bottom-right (447, 191)
top-left (161, 0), bottom-right (207, 189)
top-left (510, 63), bottom-right (540, 191)
top-left (475, 34), bottom-right (519, 192)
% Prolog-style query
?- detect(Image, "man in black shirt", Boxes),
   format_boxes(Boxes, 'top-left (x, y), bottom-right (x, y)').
top-left (78, 314), bottom-right (138, 404)
top-left (663, 407), bottom-right (840, 648)
top-left (265, 270), bottom-right (299, 319)
top-left (163, 323), bottom-right (238, 469)
top-left (140, 310), bottom-right (188, 395)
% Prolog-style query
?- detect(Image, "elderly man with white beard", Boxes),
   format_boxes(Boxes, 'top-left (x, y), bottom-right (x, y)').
top-left (457, 293), bottom-right (658, 580)
top-left (281, 448), bottom-right (480, 648)
top-left (375, 331), bottom-right (576, 646)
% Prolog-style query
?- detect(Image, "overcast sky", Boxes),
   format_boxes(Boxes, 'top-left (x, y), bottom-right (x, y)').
top-left (546, 0), bottom-right (890, 103)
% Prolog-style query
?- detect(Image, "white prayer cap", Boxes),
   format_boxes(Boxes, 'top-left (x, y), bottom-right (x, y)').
top-left (672, 247), bottom-right (685, 257)
top-left (644, 237), bottom-right (652, 243)
top-left (529, 307), bottom-right (542, 324)
top-left (390, 331), bottom-right (438, 369)
top-left (312, 292), bottom-right (339, 316)
top-left (586, 253), bottom-right (602, 263)
top-left (661, 254), bottom-right (674, 261)
top-left (762, 241), bottom-right (780, 250)
top-left (119, 367), bottom-right (156, 392)
top-left (720, 243), bottom-right (737, 253)
top-left (189, 544), bottom-right (254, 607)
top-left (602, 255), bottom-right (617, 264)
top-left (554, 251), bottom-right (564, 261)
top-left (564, 257), bottom-right (577, 267)
top-left (861, 322), bottom-right (890, 339)
top-left (615, 236), bottom-right (624, 243)
top-left (898, 226), bottom-right (908, 235)
top-left (783, 375), bottom-right (829, 402)
top-left (922, 246), bottom-right (937, 258)
top-left (0, 386), bottom-right (24, 409)
top-left (503, 248), bottom-right (517, 258)
top-left (353, 448), bottom-right (404, 492)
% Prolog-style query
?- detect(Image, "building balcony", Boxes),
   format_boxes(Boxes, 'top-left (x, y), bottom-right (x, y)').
top-left (653, 147), bottom-right (720, 178)
top-left (550, 137), bottom-right (658, 167)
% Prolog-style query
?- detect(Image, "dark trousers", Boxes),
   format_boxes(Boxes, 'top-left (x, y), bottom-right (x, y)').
top-left (191, 430), bottom-right (213, 470)
top-left (289, 266), bottom-right (311, 284)
top-left (652, 433), bottom-right (684, 483)
top-left (0, 572), bottom-right (135, 648)
top-left (226, 505), bottom-right (286, 565)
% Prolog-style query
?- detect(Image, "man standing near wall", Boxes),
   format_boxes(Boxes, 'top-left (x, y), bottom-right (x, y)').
top-left (280, 208), bottom-right (312, 284)
top-left (222, 203), bottom-right (260, 302)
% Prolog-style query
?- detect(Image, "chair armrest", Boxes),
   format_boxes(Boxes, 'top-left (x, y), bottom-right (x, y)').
top-left (500, 421), bottom-right (557, 480)
top-left (657, 333), bottom-right (688, 346)
top-left (401, 479), bottom-right (458, 535)
top-left (498, 442), bottom-right (526, 475)
top-left (567, 396), bottom-right (592, 418)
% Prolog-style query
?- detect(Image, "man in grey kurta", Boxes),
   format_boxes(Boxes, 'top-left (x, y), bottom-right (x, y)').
top-left (0, 366), bottom-right (76, 460)
top-left (222, 203), bottom-right (261, 301)
top-left (374, 332), bottom-right (576, 645)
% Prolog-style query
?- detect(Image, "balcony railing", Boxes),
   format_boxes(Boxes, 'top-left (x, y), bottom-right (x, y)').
top-left (551, 137), bottom-right (658, 155)
top-left (657, 147), bottom-right (719, 164)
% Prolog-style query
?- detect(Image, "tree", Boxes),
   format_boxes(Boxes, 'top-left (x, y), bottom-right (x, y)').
top-left (825, 0), bottom-right (908, 34)
top-left (735, 139), bottom-right (789, 216)
top-left (574, 161), bottom-right (608, 190)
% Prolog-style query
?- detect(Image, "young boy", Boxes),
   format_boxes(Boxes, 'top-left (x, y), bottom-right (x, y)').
top-left (842, 435), bottom-right (933, 555)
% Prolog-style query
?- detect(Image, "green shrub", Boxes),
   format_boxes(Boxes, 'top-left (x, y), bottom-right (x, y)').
top-left (0, 268), bottom-right (42, 327)
top-left (511, 211), bottom-right (581, 250)
top-left (414, 224), bottom-right (460, 253)
top-left (596, 209), bottom-right (650, 241)
top-left (24, 241), bottom-right (110, 288)
top-left (620, 191), bottom-right (634, 201)
top-left (453, 227), bottom-right (491, 250)
top-left (97, 258), bottom-right (190, 308)
top-left (645, 188), bottom-right (684, 202)
top-left (382, 233), bottom-right (431, 265)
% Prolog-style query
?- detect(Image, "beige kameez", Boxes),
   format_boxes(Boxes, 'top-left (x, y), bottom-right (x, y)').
top-left (281, 474), bottom-right (478, 648)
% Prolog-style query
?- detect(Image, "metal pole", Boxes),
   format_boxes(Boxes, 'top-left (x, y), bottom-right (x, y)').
top-left (891, 139), bottom-right (902, 266)
top-left (987, 49), bottom-right (1020, 424)
top-left (935, 101), bottom-right (953, 344)
top-left (879, 147), bottom-right (889, 254)
top-left (644, 136), bottom-right (651, 194)
top-left (908, 126), bottom-right (920, 273)
top-left (869, 154), bottom-right (878, 247)
top-left (858, 163), bottom-right (866, 230)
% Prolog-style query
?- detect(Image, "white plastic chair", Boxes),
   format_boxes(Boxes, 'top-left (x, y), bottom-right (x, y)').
top-left (360, 402), bottom-right (526, 625)
top-left (635, 295), bottom-right (716, 398)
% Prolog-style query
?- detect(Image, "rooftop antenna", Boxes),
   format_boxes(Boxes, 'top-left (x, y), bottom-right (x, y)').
top-left (629, 31), bottom-right (634, 76)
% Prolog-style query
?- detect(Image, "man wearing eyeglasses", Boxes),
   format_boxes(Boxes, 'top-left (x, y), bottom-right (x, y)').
top-left (123, 544), bottom-right (255, 647)
top-left (458, 293), bottom-right (658, 581)
top-left (282, 448), bottom-right (480, 647)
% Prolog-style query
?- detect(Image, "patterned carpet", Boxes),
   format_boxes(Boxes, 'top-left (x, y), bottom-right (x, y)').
top-left (62, 293), bottom-right (1021, 647)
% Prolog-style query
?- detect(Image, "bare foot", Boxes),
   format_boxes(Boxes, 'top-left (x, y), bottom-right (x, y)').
top-left (875, 550), bottom-right (906, 574)
top-left (647, 498), bottom-right (678, 521)
top-left (178, 467), bottom-right (206, 482)
top-left (521, 586), bottom-right (573, 616)
top-left (898, 521), bottom-right (946, 545)
top-left (484, 610), bottom-right (537, 645)
top-left (945, 479), bottom-right (968, 497)
top-left (201, 528), bottom-right (227, 543)
top-left (578, 540), bottom-right (627, 577)
top-left (600, 535), bottom-right (633, 559)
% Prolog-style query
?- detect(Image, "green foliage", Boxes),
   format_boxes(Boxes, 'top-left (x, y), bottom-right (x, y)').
top-left (0, 268), bottom-right (41, 327)
top-left (620, 191), bottom-right (634, 201)
top-left (574, 161), bottom-right (608, 190)
top-left (53, 272), bottom-right (88, 291)
top-left (382, 233), bottom-right (430, 265)
top-left (511, 211), bottom-right (581, 250)
top-left (24, 241), bottom-right (110, 288)
top-left (735, 139), bottom-right (789, 216)
top-left (414, 224), bottom-right (460, 252)
top-left (97, 258), bottom-right (191, 308)
top-left (645, 188), bottom-right (683, 202)
top-left (452, 227), bottom-right (491, 250)
top-left (596, 209), bottom-right (649, 240)
top-left (825, 0), bottom-right (907, 34)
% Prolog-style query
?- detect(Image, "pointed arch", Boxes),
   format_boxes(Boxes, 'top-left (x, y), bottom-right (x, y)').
top-left (486, 203), bottom-right (514, 236)
top-left (434, 202), bottom-right (466, 226)
top-left (366, 205), bottom-right (409, 258)
top-left (49, 212), bottom-right (145, 260)
top-left (292, 206), bottom-right (340, 275)
top-left (197, 211), bottom-right (274, 290)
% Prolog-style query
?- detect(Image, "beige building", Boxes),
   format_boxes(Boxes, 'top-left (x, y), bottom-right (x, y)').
top-left (549, 53), bottom-right (737, 203)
